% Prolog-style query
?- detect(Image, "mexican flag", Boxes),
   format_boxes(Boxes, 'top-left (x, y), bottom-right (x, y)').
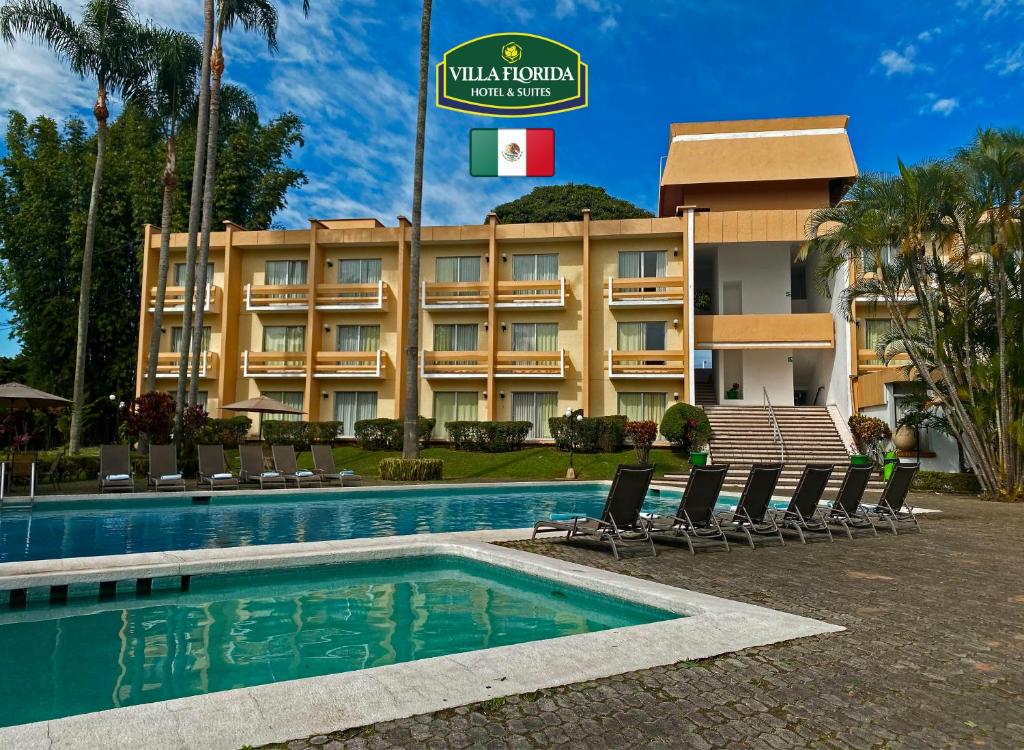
top-left (470, 129), bottom-right (555, 177)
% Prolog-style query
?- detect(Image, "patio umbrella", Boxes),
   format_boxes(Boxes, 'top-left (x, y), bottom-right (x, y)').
top-left (221, 396), bottom-right (305, 415)
top-left (0, 382), bottom-right (71, 410)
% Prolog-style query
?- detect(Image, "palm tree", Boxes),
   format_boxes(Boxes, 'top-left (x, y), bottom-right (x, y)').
top-left (188, 0), bottom-right (310, 403)
top-left (143, 27), bottom-right (202, 392)
top-left (1, 0), bottom-right (149, 453)
top-left (173, 0), bottom-right (214, 442)
top-left (402, 0), bottom-right (432, 459)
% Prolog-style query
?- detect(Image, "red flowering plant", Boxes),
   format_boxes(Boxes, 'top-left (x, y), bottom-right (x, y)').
top-left (625, 420), bottom-right (658, 465)
top-left (124, 392), bottom-right (176, 445)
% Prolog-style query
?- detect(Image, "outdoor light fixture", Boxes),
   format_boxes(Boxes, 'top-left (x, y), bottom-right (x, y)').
top-left (673, 248), bottom-right (679, 256)
top-left (484, 322), bottom-right (489, 331)
top-left (484, 255), bottom-right (490, 263)
top-left (672, 318), bottom-right (679, 329)
top-left (500, 322), bottom-right (507, 332)
top-left (499, 391), bottom-right (505, 399)
top-left (322, 391), bottom-right (329, 400)
top-left (483, 390), bottom-right (488, 399)
top-left (501, 253), bottom-right (507, 262)
top-left (326, 259), bottom-right (334, 267)
top-left (108, 394), bottom-right (116, 402)
top-left (323, 324), bottom-right (331, 332)
top-left (673, 392), bottom-right (680, 401)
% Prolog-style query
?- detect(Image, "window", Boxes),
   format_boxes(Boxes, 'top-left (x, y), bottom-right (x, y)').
top-left (265, 260), bottom-right (307, 285)
top-left (617, 392), bottom-right (667, 424)
top-left (171, 326), bottom-right (210, 352)
top-left (334, 391), bottom-right (377, 436)
top-left (195, 391), bottom-right (209, 409)
top-left (339, 258), bottom-right (382, 284)
top-left (261, 391), bottom-right (303, 426)
top-left (433, 392), bottom-right (478, 437)
top-left (433, 323), bottom-right (479, 351)
top-left (618, 250), bottom-right (667, 279)
top-left (336, 325), bottom-right (380, 352)
top-left (511, 254), bottom-right (558, 294)
top-left (617, 321), bottom-right (666, 351)
top-left (173, 262), bottom-right (214, 286)
top-left (436, 256), bottom-right (481, 283)
top-left (511, 392), bottom-right (558, 439)
top-left (510, 323), bottom-right (558, 351)
top-left (263, 325), bottom-right (306, 352)
top-left (863, 319), bottom-right (893, 364)
top-left (790, 265), bottom-right (807, 300)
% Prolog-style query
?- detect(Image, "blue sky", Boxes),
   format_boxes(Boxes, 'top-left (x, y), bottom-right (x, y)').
top-left (1, 0), bottom-right (1022, 355)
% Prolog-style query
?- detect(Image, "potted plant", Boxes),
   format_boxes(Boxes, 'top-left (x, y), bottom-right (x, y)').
top-left (725, 382), bottom-right (741, 400)
top-left (659, 403), bottom-right (713, 466)
top-left (847, 414), bottom-right (892, 469)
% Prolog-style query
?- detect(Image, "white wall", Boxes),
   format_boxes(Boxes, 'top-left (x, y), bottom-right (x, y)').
top-left (803, 253), bottom-right (852, 417)
top-left (716, 243), bottom-right (791, 314)
top-left (719, 348), bottom-right (794, 405)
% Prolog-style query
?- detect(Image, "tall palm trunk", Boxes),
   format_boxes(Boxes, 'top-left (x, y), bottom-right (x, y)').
top-left (174, 0), bottom-right (214, 441)
top-left (145, 126), bottom-right (178, 390)
top-left (402, 0), bottom-right (432, 459)
top-left (189, 35), bottom-right (224, 403)
top-left (68, 86), bottom-right (108, 454)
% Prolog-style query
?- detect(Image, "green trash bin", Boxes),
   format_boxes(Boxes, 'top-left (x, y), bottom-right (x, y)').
top-left (883, 451), bottom-right (899, 481)
top-left (689, 451), bottom-right (708, 467)
top-left (850, 454), bottom-right (871, 467)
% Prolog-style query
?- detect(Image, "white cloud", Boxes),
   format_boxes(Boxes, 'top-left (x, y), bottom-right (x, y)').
top-left (929, 97), bottom-right (959, 115)
top-left (987, 42), bottom-right (1024, 74)
top-left (917, 26), bottom-right (942, 42)
top-left (878, 46), bottom-right (919, 76)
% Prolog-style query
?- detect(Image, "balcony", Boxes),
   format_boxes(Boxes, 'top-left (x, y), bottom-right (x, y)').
top-left (152, 351), bottom-right (218, 379)
top-left (606, 277), bottom-right (686, 307)
top-left (245, 284), bottom-right (309, 312)
top-left (422, 280), bottom-right (489, 310)
top-left (495, 350), bottom-right (566, 379)
top-left (606, 350), bottom-right (687, 379)
top-left (858, 349), bottom-right (910, 372)
top-left (315, 281), bottom-right (387, 311)
top-left (495, 279), bottom-right (567, 309)
top-left (313, 350), bottom-right (386, 379)
top-left (241, 351), bottom-right (307, 378)
top-left (148, 285), bottom-right (222, 314)
top-left (694, 313), bottom-right (835, 349)
top-left (420, 350), bottom-right (488, 379)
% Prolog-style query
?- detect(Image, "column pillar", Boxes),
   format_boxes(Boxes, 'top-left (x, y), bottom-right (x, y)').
top-left (218, 222), bottom-right (241, 413)
top-left (486, 212), bottom-right (498, 420)
top-left (304, 221), bottom-right (322, 422)
top-left (395, 216), bottom-right (411, 419)
top-left (581, 209), bottom-right (591, 415)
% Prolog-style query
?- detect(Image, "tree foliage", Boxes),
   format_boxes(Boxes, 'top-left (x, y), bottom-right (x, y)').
top-left (493, 183), bottom-right (653, 224)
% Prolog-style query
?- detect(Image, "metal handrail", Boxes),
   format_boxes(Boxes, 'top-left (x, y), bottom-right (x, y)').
top-left (762, 386), bottom-right (785, 463)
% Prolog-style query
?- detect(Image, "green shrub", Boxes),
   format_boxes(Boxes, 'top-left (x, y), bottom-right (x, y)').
top-left (912, 470), bottom-right (980, 495)
top-left (660, 403), bottom-right (712, 452)
top-left (262, 421), bottom-right (343, 449)
top-left (378, 457), bottom-right (444, 481)
top-left (354, 417), bottom-right (435, 450)
top-left (445, 420), bottom-right (532, 451)
top-left (625, 420), bottom-right (658, 465)
top-left (60, 454), bottom-right (100, 481)
top-left (848, 415), bottom-right (892, 463)
top-left (193, 416), bottom-right (252, 446)
top-left (548, 415), bottom-right (627, 453)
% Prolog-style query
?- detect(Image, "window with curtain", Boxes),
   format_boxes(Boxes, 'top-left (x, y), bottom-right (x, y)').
top-left (433, 392), bottom-right (478, 437)
top-left (336, 325), bottom-right (380, 352)
top-left (433, 323), bottom-right (479, 351)
top-left (261, 391), bottom-right (304, 426)
top-left (511, 323), bottom-right (558, 351)
top-left (511, 392), bottom-right (558, 439)
top-left (618, 250), bottom-right (667, 279)
top-left (436, 256), bottom-right (481, 282)
top-left (266, 260), bottom-right (307, 300)
top-left (171, 326), bottom-right (211, 352)
top-left (617, 321), bottom-right (666, 350)
top-left (617, 392), bottom-right (667, 425)
top-left (174, 262), bottom-right (214, 286)
top-left (195, 391), bottom-right (208, 409)
top-left (263, 325), bottom-right (306, 352)
top-left (334, 391), bottom-right (378, 436)
top-left (511, 253), bottom-right (558, 295)
top-left (863, 319), bottom-right (893, 365)
top-left (339, 258), bottom-right (382, 298)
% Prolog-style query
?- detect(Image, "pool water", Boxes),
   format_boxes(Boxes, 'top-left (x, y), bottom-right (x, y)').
top-left (0, 555), bottom-right (676, 727)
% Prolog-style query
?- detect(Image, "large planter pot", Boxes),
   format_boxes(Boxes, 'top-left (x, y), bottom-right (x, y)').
top-left (894, 425), bottom-right (918, 451)
top-left (689, 451), bottom-right (708, 467)
top-left (849, 454), bottom-right (871, 467)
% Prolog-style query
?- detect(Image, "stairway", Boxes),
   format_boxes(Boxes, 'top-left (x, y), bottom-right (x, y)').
top-left (694, 380), bottom-right (717, 406)
top-left (663, 405), bottom-right (886, 496)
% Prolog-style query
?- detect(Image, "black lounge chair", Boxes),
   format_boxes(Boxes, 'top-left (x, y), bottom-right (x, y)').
top-left (532, 464), bottom-right (656, 560)
top-left (823, 465), bottom-right (876, 539)
top-left (715, 463), bottom-right (785, 548)
top-left (646, 465), bottom-right (731, 554)
top-left (239, 444), bottom-right (286, 489)
top-left (272, 445), bottom-right (323, 488)
top-left (868, 463), bottom-right (920, 535)
top-left (310, 444), bottom-right (362, 486)
top-left (98, 444), bottom-right (134, 493)
top-left (148, 444), bottom-right (186, 492)
top-left (771, 465), bottom-right (834, 543)
top-left (197, 445), bottom-right (239, 491)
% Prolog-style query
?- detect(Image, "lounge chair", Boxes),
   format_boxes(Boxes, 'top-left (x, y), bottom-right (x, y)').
top-left (98, 444), bottom-right (134, 493)
top-left (645, 465), bottom-right (731, 554)
top-left (239, 444), bottom-right (286, 489)
top-left (196, 444), bottom-right (240, 491)
top-left (310, 444), bottom-right (362, 486)
top-left (272, 445), bottom-right (324, 488)
top-left (771, 465), bottom-right (834, 543)
top-left (8, 451), bottom-right (38, 492)
top-left (148, 444), bottom-right (186, 492)
top-left (823, 465), bottom-right (877, 539)
top-left (532, 464), bottom-right (656, 560)
top-left (867, 463), bottom-right (921, 535)
top-left (714, 463), bottom-right (785, 548)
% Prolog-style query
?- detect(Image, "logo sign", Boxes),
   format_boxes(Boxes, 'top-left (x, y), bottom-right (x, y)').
top-left (436, 33), bottom-right (588, 117)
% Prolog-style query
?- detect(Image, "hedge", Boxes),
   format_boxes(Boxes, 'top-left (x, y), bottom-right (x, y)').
top-left (378, 457), bottom-right (443, 481)
top-left (193, 416), bottom-right (252, 446)
top-left (548, 415), bottom-right (627, 453)
top-left (353, 417), bottom-right (436, 451)
top-left (445, 420), bottom-right (532, 452)
top-left (262, 420), bottom-right (343, 448)
top-left (912, 470), bottom-right (980, 495)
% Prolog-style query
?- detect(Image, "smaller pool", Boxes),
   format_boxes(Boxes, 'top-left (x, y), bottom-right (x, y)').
top-left (0, 554), bottom-right (678, 727)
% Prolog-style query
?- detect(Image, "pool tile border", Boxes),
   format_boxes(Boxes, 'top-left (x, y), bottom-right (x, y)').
top-left (0, 533), bottom-right (844, 750)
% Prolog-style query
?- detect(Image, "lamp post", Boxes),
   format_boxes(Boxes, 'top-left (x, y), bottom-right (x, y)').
top-left (108, 394), bottom-right (117, 443)
top-left (565, 407), bottom-right (583, 480)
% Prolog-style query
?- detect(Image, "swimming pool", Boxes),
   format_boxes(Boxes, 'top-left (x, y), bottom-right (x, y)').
top-left (0, 554), bottom-right (676, 727)
top-left (0, 482), bottom-right (767, 564)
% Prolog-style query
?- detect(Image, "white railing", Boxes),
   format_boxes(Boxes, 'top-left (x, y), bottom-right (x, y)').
top-left (762, 386), bottom-right (785, 463)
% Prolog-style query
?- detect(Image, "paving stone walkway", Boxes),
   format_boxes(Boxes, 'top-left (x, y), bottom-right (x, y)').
top-left (259, 493), bottom-right (1024, 749)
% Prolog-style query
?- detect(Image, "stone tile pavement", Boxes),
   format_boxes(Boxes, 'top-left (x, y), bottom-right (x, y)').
top-left (258, 493), bottom-right (1024, 749)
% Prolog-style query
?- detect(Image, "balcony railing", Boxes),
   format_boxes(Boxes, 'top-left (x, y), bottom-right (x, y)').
top-left (422, 280), bottom-right (489, 309)
top-left (694, 313), bottom-right (835, 349)
top-left (495, 350), bottom-right (566, 379)
top-left (241, 350), bottom-right (307, 378)
top-left (606, 350), bottom-right (687, 378)
top-left (315, 281), bottom-right (386, 310)
top-left (420, 350), bottom-right (489, 378)
top-left (245, 284), bottom-right (310, 311)
top-left (495, 279), bottom-right (567, 308)
top-left (152, 351), bottom-right (218, 379)
top-left (606, 276), bottom-right (686, 307)
top-left (858, 348), bottom-right (911, 372)
top-left (148, 285), bottom-right (222, 314)
top-left (313, 350), bottom-right (385, 378)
